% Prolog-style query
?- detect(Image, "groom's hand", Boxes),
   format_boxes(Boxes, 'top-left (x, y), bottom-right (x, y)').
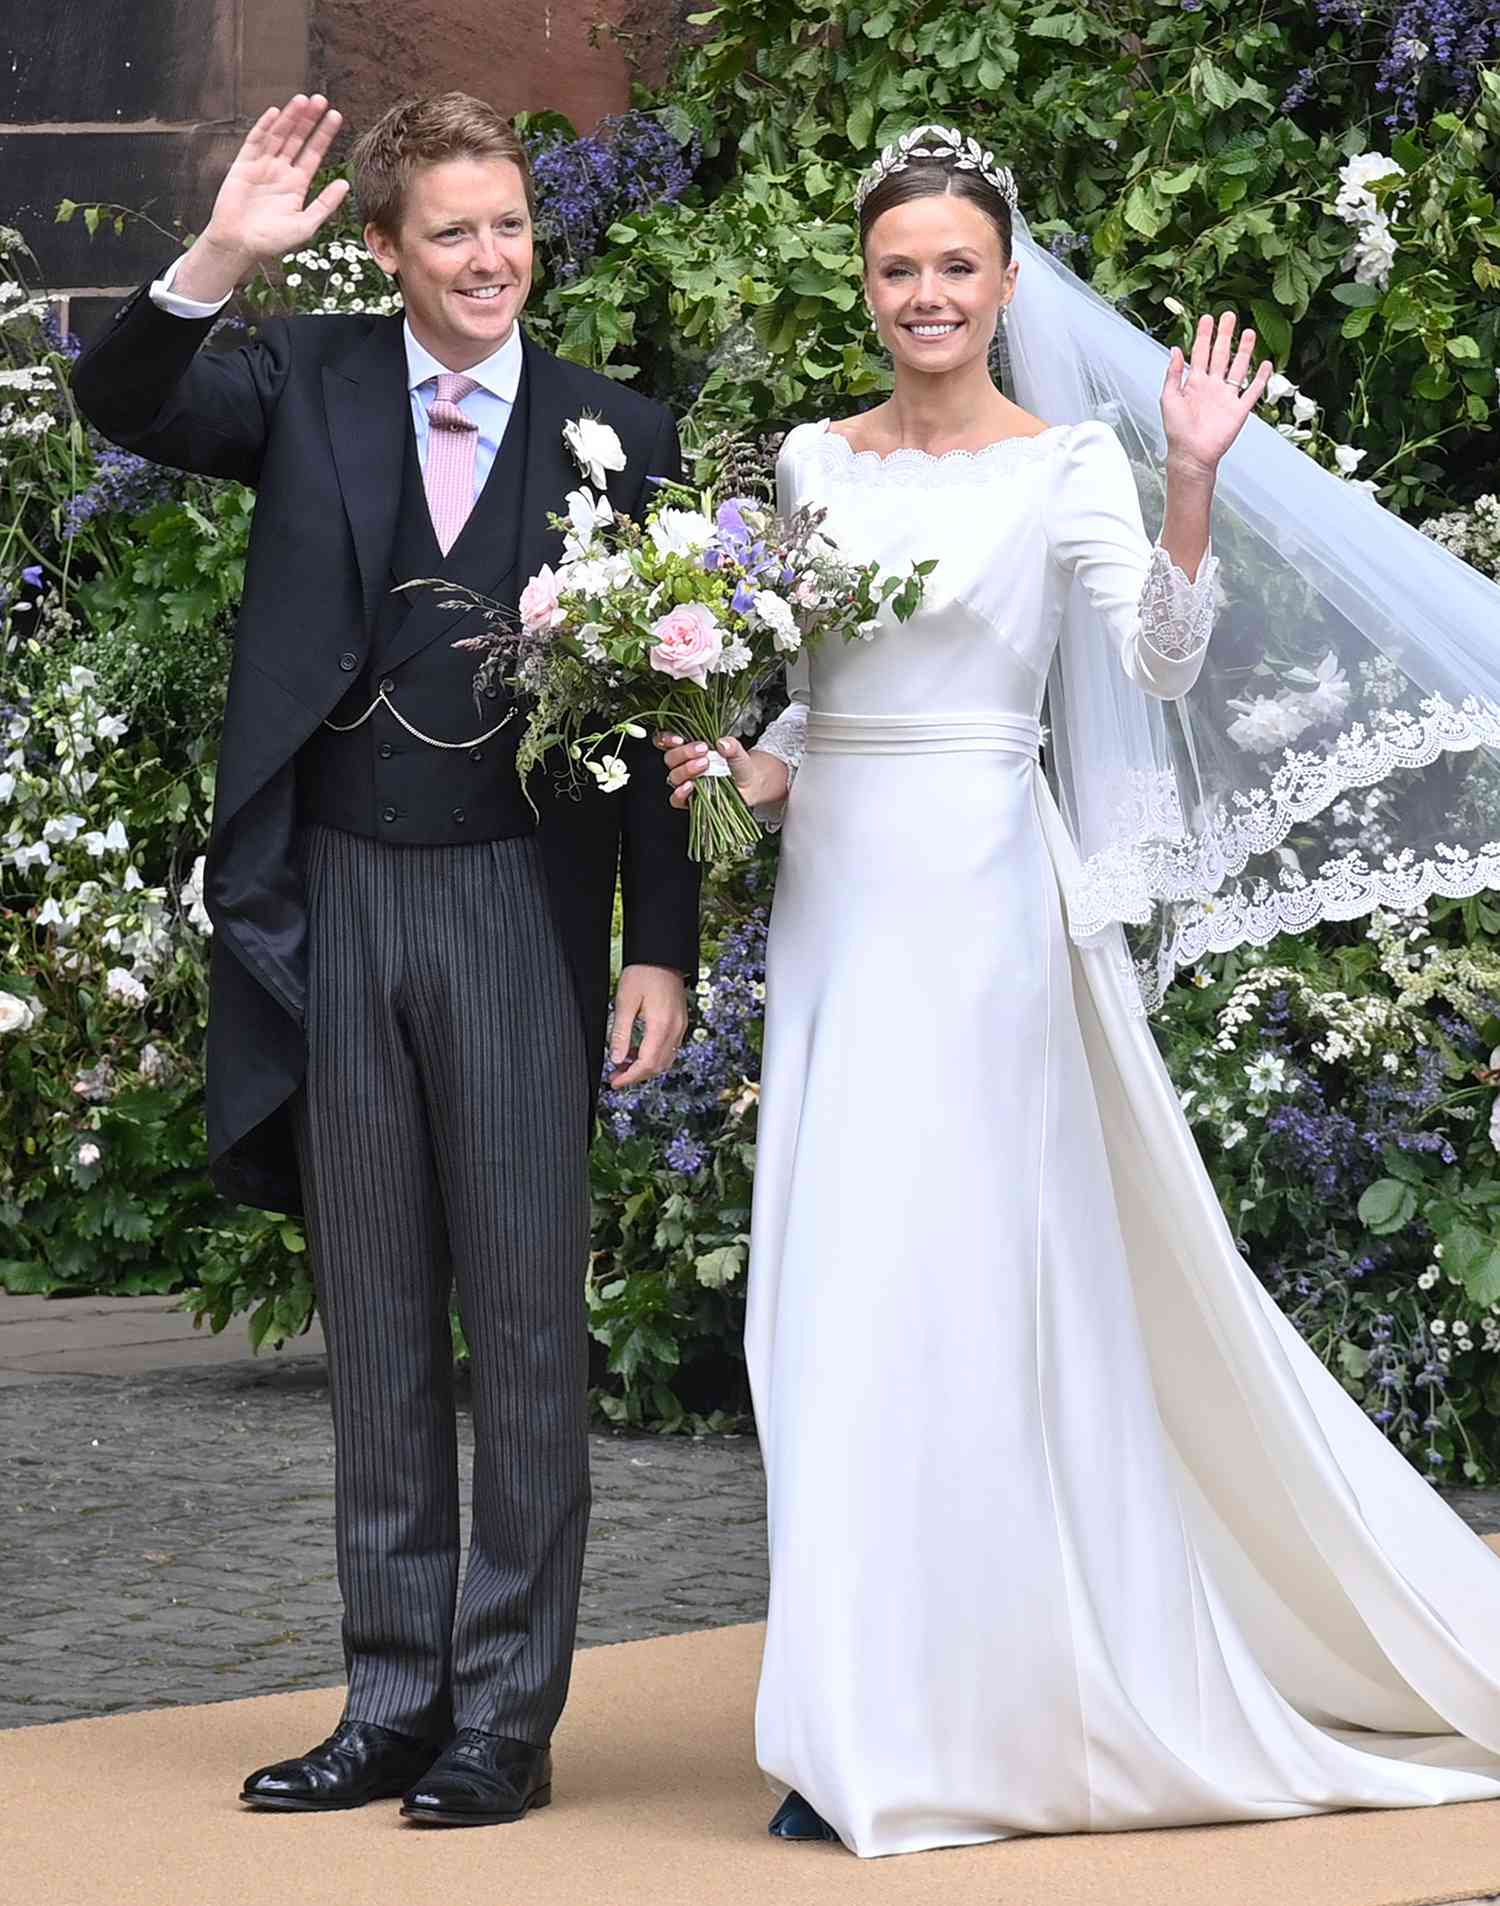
top-left (175, 94), bottom-right (352, 304)
top-left (608, 964), bottom-right (689, 1088)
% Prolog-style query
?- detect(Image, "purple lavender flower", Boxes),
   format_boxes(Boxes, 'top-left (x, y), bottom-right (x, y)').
top-left (64, 441), bottom-right (178, 538)
top-left (20, 565), bottom-right (43, 588)
top-left (529, 112), bottom-right (700, 274)
top-left (664, 1132), bottom-right (709, 1176)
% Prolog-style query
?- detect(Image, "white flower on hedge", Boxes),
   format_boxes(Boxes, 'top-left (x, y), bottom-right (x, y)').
top-left (752, 590), bottom-right (801, 654)
top-left (585, 753), bottom-right (630, 795)
top-left (0, 772), bottom-right (13, 804)
top-left (180, 856), bottom-right (212, 935)
top-left (1221, 1121), bottom-right (1248, 1150)
top-left (35, 895), bottom-right (64, 929)
top-left (1291, 392), bottom-right (1319, 425)
top-left (83, 818), bottom-right (129, 858)
top-left (1350, 217), bottom-right (1398, 288)
top-left (76, 1141), bottom-right (102, 1168)
top-left (62, 665), bottom-right (97, 699)
top-left (1245, 1054), bottom-right (1287, 1096)
top-left (1227, 691), bottom-right (1312, 754)
top-left (12, 839), bottom-right (52, 871)
top-left (96, 714), bottom-right (129, 743)
top-left (139, 1042), bottom-right (169, 1082)
top-left (1333, 443), bottom-right (1367, 476)
top-left (105, 966), bottom-right (147, 1007)
top-left (563, 415), bottom-right (627, 490)
top-left (649, 508), bottom-right (716, 561)
top-left (1289, 653), bottom-right (1353, 724)
top-left (42, 813), bottom-right (86, 845)
top-left (0, 993), bottom-right (29, 1034)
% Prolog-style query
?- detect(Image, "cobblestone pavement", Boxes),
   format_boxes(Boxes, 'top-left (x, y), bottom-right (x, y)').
top-left (0, 1355), bottom-right (768, 1729)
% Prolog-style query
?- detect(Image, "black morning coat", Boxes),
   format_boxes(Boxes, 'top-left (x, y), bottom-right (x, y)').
top-left (70, 286), bottom-right (701, 1214)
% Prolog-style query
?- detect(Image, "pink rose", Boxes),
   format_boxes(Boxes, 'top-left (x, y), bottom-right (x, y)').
top-left (519, 564), bottom-right (565, 633)
top-left (648, 603), bottom-right (723, 689)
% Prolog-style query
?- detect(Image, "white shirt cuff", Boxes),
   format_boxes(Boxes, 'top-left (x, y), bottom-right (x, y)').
top-left (149, 254), bottom-right (232, 320)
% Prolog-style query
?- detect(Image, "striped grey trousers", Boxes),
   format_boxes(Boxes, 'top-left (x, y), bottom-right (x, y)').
top-left (293, 825), bottom-right (590, 1746)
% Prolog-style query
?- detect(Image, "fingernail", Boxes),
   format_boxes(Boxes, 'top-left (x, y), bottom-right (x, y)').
top-left (693, 743), bottom-right (708, 755)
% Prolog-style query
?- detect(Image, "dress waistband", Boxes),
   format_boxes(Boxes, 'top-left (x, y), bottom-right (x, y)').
top-left (804, 711), bottom-right (1041, 759)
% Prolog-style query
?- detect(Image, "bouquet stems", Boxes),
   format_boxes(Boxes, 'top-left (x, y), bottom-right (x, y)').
top-left (659, 699), bottom-right (764, 865)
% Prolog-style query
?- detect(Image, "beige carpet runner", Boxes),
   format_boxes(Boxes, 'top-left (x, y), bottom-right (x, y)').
top-left (6, 1611), bottom-right (1500, 1906)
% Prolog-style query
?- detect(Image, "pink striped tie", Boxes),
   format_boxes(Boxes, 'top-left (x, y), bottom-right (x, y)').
top-left (423, 373), bottom-right (481, 555)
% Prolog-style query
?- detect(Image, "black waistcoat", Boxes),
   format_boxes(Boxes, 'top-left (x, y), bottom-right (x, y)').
top-left (298, 370), bottom-right (534, 844)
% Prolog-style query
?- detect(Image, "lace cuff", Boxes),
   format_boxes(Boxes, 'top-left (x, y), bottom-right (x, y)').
top-left (750, 703), bottom-right (808, 831)
top-left (1137, 543), bottom-right (1219, 663)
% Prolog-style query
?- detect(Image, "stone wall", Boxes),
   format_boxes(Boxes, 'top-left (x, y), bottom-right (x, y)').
top-left (2, 0), bottom-right (685, 339)
top-left (1, 0), bottom-right (309, 337)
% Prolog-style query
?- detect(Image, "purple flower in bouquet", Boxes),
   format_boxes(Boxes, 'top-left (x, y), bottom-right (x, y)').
top-left (20, 564), bottom-right (43, 588)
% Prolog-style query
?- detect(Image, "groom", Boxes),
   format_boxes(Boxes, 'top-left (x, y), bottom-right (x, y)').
top-left (72, 94), bottom-right (697, 1824)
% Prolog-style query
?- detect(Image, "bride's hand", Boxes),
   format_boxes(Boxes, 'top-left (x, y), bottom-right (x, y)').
top-left (1160, 313), bottom-right (1273, 478)
top-left (654, 734), bottom-right (789, 812)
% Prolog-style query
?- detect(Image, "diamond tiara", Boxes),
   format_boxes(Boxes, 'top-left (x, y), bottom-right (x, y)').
top-left (854, 124), bottom-right (1020, 215)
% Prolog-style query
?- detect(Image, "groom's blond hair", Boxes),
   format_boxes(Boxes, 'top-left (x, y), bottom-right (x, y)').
top-left (351, 93), bottom-right (536, 238)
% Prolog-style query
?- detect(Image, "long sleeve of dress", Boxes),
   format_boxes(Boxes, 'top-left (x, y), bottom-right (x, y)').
top-left (750, 427), bottom-right (817, 827)
top-left (1044, 421), bottom-right (1218, 701)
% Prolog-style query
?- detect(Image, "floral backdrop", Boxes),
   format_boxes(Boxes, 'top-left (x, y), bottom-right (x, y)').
top-left (5, 2), bottom-right (1500, 1472)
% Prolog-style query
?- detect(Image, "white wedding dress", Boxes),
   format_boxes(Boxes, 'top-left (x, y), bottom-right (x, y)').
top-left (745, 417), bottom-right (1500, 1858)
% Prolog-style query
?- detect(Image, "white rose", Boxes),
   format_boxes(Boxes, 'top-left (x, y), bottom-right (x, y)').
top-left (563, 416), bottom-right (627, 491)
top-left (752, 590), bottom-right (802, 654)
top-left (0, 992), bottom-right (29, 1034)
top-left (649, 508), bottom-right (716, 560)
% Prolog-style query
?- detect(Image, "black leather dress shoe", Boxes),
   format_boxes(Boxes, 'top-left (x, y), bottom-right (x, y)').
top-left (769, 1791), bottom-right (840, 1842)
top-left (241, 1719), bottom-right (439, 1812)
top-left (400, 1730), bottom-right (552, 1827)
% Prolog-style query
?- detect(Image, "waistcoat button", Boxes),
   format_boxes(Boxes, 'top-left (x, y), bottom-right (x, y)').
top-left (379, 743), bottom-right (393, 759)
top-left (381, 805), bottom-right (397, 823)
top-left (451, 807), bottom-right (466, 826)
top-left (469, 748), bottom-right (484, 763)
top-left (379, 676), bottom-right (395, 695)
top-left (338, 651), bottom-right (358, 672)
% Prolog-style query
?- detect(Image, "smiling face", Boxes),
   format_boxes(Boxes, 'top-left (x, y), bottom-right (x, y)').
top-left (365, 156), bottom-right (534, 370)
top-left (863, 187), bottom-right (1018, 378)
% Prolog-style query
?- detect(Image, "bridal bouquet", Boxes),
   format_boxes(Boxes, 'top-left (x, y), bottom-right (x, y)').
top-left (457, 439), bottom-right (933, 862)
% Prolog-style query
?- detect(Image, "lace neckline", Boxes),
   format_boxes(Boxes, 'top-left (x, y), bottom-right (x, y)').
top-left (811, 417), bottom-right (1073, 474)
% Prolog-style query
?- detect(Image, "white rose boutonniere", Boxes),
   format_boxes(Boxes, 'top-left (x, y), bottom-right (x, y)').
top-left (564, 414), bottom-right (627, 491)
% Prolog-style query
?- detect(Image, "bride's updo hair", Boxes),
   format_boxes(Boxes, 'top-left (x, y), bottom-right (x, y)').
top-left (857, 162), bottom-right (1014, 263)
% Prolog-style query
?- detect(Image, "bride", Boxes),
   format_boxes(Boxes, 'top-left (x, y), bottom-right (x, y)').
top-left (658, 128), bottom-right (1500, 1858)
